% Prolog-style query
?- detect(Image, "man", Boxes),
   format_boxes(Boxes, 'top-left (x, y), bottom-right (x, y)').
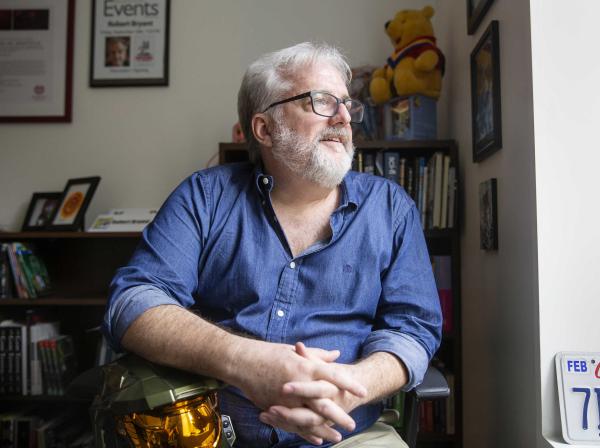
top-left (103, 42), bottom-right (441, 447)
top-left (105, 36), bottom-right (129, 67)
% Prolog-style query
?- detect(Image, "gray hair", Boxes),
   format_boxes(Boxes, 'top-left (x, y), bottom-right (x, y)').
top-left (237, 42), bottom-right (352, 164)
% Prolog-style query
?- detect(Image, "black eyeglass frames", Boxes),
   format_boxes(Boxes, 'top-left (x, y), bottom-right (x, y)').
top-left (263, 90), bottom-right (364, 124)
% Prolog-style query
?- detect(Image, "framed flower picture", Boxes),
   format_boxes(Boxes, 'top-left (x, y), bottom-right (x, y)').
top-left (47, 177), bottom-right (101, 231)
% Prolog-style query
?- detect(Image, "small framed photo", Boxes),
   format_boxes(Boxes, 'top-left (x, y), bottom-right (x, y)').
top-left (479, 178), bottom-right (498, 251)
top-left (471, 20), bottom-right (502, 163)
top-left (47, 177), bottom-right (101, 231)
top-left (90, 0), bottom-right (170, 87)
top-left (21, 192), bottom-right (62, 231)
top-left (467, 0), bottom-right (495, 35)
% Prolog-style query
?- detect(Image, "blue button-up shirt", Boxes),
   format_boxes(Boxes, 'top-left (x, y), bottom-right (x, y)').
top-left (103, 162), bottom-right (441, 447)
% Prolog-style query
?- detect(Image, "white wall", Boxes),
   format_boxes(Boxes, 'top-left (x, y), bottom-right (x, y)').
top-left (435, 1), bottom-right (541, 446)
top-left (0, 0), bottom-right (437, 231)
top-left (530, 1), bottom-right (600, 446)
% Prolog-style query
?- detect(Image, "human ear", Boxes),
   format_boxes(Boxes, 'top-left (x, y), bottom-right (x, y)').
top-left (252, 114), bottom-right (273, 148)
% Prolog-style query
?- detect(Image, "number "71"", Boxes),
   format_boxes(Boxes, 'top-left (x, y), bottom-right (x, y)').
top-left (572, 388), bottom-right (600, 430)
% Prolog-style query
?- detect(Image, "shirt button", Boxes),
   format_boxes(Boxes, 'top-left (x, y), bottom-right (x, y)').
top-left (262, 177), bottom-right (269, 185)
top-left (289, 261), bottom-right (296, 269)
top-left (277, 309), bottom-right (285, 317)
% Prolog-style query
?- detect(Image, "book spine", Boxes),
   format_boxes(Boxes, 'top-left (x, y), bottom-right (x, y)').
top-left (383, 152), bottom-right (400, 182)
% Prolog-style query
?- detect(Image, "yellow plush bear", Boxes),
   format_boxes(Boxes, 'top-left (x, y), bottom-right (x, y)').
top-left (369, 6), bottom-right (445, 104)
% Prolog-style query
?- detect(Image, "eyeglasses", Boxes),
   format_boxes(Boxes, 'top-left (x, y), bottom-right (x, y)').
top-left (263, 90), bottom-right (364, 124)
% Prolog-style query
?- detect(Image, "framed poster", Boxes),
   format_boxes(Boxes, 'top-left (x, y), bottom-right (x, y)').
top-left (47, 176), bottom-right (101, 231)
top-left (471, 20), bottom-right (502, 163)
top-left (466, 0), bottom-right (495, 35)
top-left (90, 0), bottom-right (170, 87)
top-left (0, 0), bottom-right (74, 122)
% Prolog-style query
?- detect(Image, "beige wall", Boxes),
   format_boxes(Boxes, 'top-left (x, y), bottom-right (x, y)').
top-left (435, 1), bottom-right (541, 446)
top-left (0, 0), bottom-right (437, 231)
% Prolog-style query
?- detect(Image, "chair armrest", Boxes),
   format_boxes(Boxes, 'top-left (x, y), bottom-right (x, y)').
top-left (414, 364), bottom-right (450, 400)
top-left (402, 365), bottom-right (450, 448)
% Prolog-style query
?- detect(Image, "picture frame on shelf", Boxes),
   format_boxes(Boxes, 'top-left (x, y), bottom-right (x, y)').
top-left (479, 178), bottom-right (498, 251)
top-left (466, 0), bottom-right (495, 35)
top-left (0, 0), bottom-right (75, 122)
top-left (471, 20), bottom-right (502, 163)
top-left (90, 0), bottom-right (170, 87)
top-left (21, 192), bottom-right (62, 231)
top-left (47, 177), bottom-right (101, 231)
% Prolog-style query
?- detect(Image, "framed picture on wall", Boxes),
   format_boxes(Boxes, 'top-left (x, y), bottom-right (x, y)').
top-left (0, 0), bottom-right (74, 122)
top-left (21, 192), bottom-right (62, 231)
top-left (466, 0), bottom-right (495, 35)
top-left (471, 20), bottom-right (502, 163)
top-left (47, 177), bottom-right (101, 231)
top-left (479, 178), bottom-right (498, 251)
top-left (90, 0), bottom-right (170, 87)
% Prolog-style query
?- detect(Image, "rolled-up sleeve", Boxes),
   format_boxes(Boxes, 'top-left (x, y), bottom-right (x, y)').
top-left (102, 173), bottom-right (211, 351)
top-left (362, 196), bottom-right (442, 390)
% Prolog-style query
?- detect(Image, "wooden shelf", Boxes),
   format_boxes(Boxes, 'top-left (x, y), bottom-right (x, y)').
top-left (0, 298), bottom-right (106, 306)
top-left (0, 231), bottom-right (140, 240)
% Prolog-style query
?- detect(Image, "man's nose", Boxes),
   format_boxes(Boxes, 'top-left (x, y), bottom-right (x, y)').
top-left (329, 103), bottom-right (352, 126)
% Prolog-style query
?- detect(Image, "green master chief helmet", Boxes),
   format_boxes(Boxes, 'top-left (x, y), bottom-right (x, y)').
top-left (87, 354), bottom-right (236, 448)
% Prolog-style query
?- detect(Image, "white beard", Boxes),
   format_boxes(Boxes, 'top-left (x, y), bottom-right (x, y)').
top-left (271, 123), bottom-right (354, 189)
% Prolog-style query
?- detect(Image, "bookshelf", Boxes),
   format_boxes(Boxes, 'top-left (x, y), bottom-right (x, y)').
top-left (220, 140), bottom-right (462, 448)
top-left (0, 232), bottom-right (140, 399)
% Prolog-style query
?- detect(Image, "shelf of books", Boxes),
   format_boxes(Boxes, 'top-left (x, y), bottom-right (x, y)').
top-left (220, 140), bottom-right (463, 447)
top-left (0, 232), bottom-right (139, 445)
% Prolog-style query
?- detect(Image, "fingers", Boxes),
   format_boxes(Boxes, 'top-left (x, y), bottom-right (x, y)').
top-left (297, 342), bottom-right (340, 363)
top-left (312, 363), bottom-right (367, 398)
top-left (260, 406), bottom-right (344, 444)
top-left (282, 380), bottom-right (339, 398)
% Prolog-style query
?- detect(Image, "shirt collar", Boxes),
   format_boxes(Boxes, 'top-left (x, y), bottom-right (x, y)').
top-left (253, 163), bottom-right (359, 210)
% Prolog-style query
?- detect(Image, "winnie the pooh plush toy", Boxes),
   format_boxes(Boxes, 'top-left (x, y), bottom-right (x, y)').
top-left (369, 6), bottom-right (445, 104)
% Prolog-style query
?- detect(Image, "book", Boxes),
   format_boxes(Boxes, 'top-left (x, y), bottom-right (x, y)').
top-left (447, 167), bottom-right (457, 228)
top-left (363, 152), bottom-right (375, 175)
top-left (0, 244), bottom-right (15, 299)
top-left (29, 322), bottom-right (60, 395)
top-left (432, 256), bottom-right (453, 334)
top-left (5, 245), bottom-right (29, 299)
top-left (383, 152), bottom-right (399, 182)
top-left (432, 152), bottom-right (444, 228)
top-left (440, 155), bottom-right (451, 228)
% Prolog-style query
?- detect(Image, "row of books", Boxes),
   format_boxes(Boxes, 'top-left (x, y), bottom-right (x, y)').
top-left (0, 321), bottom-right (76, 397)
top-left (0, 243), bottom-right (51, 299)
top-left (353, 151), bottom-right (457, 230)
top-left (0, 409), bottom-right (93, 448)
top-left (418, 371), bottom-right (456, 436)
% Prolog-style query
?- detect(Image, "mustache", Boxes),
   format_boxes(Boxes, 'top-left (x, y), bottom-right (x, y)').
top-left (317, 128), bottom-right (351, 143)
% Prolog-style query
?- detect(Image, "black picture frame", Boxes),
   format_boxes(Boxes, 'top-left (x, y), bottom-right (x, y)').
top-left (21, 192), bottom-right (62, 231)
top-left (47, 177), bottom-right (101, 231)
top-left (467, 0), bottom-right (495, 35)
top-left (471, 20), bottom-right (502, 163)
top-left (90, 0), bottom-right (170, 87)
top-left (479, 178), bottom-right (498, 251)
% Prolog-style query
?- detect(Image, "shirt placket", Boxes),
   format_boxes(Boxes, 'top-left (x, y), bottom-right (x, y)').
top-left (264, 258), bottom-right (300, 343)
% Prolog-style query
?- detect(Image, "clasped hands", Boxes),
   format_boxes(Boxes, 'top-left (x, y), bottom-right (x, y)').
top-left (234, 341), bottom-right (369, 445)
